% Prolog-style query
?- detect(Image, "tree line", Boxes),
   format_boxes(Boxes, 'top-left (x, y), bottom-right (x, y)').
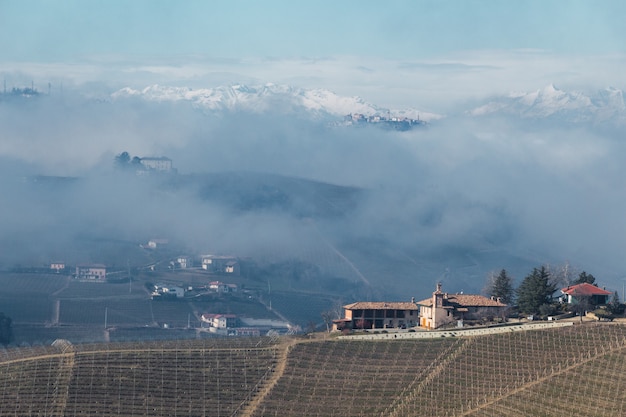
top-left (485, 266), bottom-right (623, 318)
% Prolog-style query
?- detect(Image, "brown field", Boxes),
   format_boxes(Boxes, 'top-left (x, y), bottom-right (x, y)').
top-left (1, 323), bottom-right (626, 416)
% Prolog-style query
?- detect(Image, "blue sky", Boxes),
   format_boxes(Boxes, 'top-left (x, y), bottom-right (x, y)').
top-left (1, 1), bottom-right (625, 109)
top-left (1, 0), bottom-right (625, 60)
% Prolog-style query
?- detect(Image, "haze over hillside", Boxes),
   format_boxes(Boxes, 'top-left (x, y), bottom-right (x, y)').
top-left (1, 79), bottom-right (625, 301)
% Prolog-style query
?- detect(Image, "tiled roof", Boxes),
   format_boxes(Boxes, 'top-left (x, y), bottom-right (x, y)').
top-left (561, 283), bottom-right (612, 296)
top-left (417, 294), bottom-right (507, 308)
top-left (343, 302), bottom-right (418, 310)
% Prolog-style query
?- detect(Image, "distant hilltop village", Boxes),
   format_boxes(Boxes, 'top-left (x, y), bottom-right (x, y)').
top-left (342, 113), bottom-right (426, 131)
top-left (0, 82), bottom-right (43, 100)
top-left (114, 152), bottom-right (177, 175)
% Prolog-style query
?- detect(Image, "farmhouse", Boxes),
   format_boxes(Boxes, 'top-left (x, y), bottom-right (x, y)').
top-left (338, 301), bottom-right (419, 330)
top-left (231, 327), bottom-right (261, 337)
top-left (561, 283), bottom-right (612, 306)
top-left (201, 255), bottom-right (239, 274)
top-left (152, 284), bottom-right (185, 300)
top-left (75, 264), bottom-right (106, 281)
top-left (175, 256), bottom-right (192, 269)
top-left (417, 283), bottom-right (508, 329)
top-left (201, 313), bottom-right (238, 329)
top-left (224, 261), bottom-right (240, 275)
top-left (50, 262), bottom-right (65, 272)
top-left (209, 281), bottom-right (238, 293)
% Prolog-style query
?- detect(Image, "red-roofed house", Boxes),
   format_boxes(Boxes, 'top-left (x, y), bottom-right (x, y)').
top-left (417, 283), bottom-right (508, 329)
top-left (561, 283), bottom-right (611, 306)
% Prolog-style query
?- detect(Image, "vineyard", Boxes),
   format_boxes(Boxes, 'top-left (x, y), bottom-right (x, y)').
top-left (2, 323), bottom-right (626, 416)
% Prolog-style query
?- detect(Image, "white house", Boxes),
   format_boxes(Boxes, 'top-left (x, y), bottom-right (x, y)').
top-left (75, 264), bottom-right (106, 281)
top-left (176, 256), bottom-right (192, 269)
top-left (140, 157), bottom-right (173, 172)
top-left (201, 313), bottom-right (238, 330)
top-left (146, 238), bottom-right (168, 249)
top-left (208, 281), bottom-right (238, 293)
top-left (152, 284), bottom-right (185, 299)
top-left (50, 262), bottom-right (65, 272)
top-left (224, 261), bottom-right (240, 274)
top-left (201, 255), bottom-right (239, 274)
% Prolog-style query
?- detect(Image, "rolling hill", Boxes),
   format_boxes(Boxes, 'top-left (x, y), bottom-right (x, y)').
top-left (1, 322), bottom-right (626, 416)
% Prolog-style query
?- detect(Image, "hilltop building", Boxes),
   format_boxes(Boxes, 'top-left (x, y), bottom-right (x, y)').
top-left (417, 283), bottom-right (508, 329)
top-left (561, 283), bottom-right (611, 306)
top-left (343, 113), bottom-right (425, 131)
top-left (336, 301), bottom-right (419, 330)
top-left (140, 157), bottom-right (173, 172)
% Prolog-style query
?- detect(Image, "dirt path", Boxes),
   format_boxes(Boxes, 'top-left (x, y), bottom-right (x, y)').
top-left (234, 339), bottom-right (297, 417)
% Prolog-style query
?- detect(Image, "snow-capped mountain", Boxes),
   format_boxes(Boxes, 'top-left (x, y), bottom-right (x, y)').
top-left (112, 82), bottom-right (625, 126)
top-left (112, 83), bottom-right (441, 122)
top-left (469, 84), bottom-right (626, 124)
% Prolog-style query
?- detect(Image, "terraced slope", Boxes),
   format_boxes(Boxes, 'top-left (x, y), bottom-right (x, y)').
top-left (388, 323), bottom-right (626, 417)
top-left (1, 323), bottom-right (626, 417)
top-left (250, 338), bottom-right (458, 417)
top-left (0, 338), bottom-right (281, 417)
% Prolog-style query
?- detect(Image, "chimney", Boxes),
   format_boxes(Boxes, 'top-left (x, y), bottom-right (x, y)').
top-left (411, 296), bottom-right (415, 303)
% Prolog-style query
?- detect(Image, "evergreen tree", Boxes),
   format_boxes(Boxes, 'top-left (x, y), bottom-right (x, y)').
top-left (516, 266), bottom-right (557, 315)
top-left (573, 271), bottom-right (596, 285)
top-left (114, 151), bottom-right (130, 169)
top-left (485, 269), bottom-right (514, 304)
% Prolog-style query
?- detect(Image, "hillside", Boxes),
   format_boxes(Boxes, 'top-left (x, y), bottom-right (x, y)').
top-left (2, 323), bottom-right (626, 416)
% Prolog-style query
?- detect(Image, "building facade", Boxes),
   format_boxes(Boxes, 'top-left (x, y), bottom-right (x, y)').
top-left (140, 157), bottom-right (172, 172)
top-left (417, 283), bottom-right (508, 329)
top-left (561, 283), bottom-right (612, 305)
top-left (75, 264), bottom-right (106, 281)
top-left (340, 301), bottom-right (419, 330)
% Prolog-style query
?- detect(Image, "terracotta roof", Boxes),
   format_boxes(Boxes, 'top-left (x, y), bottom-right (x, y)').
top-left (417, 294), bottom-right (507, 308)
top-left (416, 297), bottom-right (433, 306)
top-left (343, 302), bottom-right (418, 310)
top-left (561, 283), bottom-right (612, 296)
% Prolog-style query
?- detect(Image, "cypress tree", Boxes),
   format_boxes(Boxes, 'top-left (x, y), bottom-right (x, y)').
top-left (516, 266), bottom-right (556, 315)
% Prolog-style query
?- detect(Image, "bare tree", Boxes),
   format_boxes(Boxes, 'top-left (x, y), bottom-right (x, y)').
top-left (321, 310), bottom-right (334, 332)
top-left (547, 261), bottom-right (579, 288)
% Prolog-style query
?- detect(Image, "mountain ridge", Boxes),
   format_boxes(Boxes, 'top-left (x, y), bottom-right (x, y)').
top-left (111, 83), bottom-right (442, 122)
top-left (111, 82), bottom-right (626, 125)
top-left (468, 84), bottom-right (626, 124)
